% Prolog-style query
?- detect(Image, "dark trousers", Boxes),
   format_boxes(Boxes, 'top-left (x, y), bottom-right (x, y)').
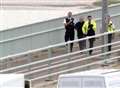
top-left (87, 29), bottom-right (95, 55)
top-left (78, 36), bottom-right (86, 50)
top-left (108, 34), bottom-right (112, 51)
top-left (65, 31), bottom-right (74, 52)
top-left (89, 38), bottom-right (95, 55)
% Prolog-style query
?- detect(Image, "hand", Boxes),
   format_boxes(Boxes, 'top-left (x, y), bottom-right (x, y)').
top-left (90, 24), bottom-right (93, 28)
top-left (88, 24), bottom-right (93, 29)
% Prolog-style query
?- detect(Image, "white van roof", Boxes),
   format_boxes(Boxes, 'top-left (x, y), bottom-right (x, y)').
top-left (58, 69), bottom-right (120, 88)
top-left (59, 69), bottom-right (119, 78)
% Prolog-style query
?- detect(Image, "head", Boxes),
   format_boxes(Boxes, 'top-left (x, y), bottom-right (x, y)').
top-left (105, 15), bottom-right (111, 23)
top-left (107, 15), bottom-right (111, 22)
top-left (87, 15), bottom-right (92, 21)
top-left (67, 11), bottom-right (72, 18)
top-left (79, 17), bottom-right (84, 22)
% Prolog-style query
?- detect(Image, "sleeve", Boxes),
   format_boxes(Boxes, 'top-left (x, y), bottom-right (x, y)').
top-left (93, 20), bottom-right (97, 32)
top-left (112, 23), bottom-right (115, 30)
top-left (63, 19), bottom-right (66, 24)
top-left (72, 18), bottom-right (74, 22)
top-left (75, 22), bottom-right (78, 30)
top-left (82, 22), bottom-right (87, 34)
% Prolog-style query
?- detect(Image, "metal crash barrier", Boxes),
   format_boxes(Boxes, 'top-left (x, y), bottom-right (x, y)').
top-left (0, 30), bottom-right (120, 88)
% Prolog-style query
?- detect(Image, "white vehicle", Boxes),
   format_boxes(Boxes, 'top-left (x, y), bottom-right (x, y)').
top-left (0, 74), bottom-right (24, 88)
top-left (58, 69), bottom-right (120, 88)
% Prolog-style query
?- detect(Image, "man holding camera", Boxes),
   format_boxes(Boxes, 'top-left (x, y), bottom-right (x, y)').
top-left (82, 16), bottom-right (97, 55)
top-left (64, 11), bottom-right (75, 52)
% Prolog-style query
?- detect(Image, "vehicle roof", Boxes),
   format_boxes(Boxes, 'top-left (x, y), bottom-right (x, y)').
top-left (59, 69), bottom-right (119, 78)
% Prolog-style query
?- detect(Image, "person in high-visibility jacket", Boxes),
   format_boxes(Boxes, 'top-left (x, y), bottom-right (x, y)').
top-left (82, 16), bottom-right (96, 55)
top-left (107, 15), bottom-right (115, 51)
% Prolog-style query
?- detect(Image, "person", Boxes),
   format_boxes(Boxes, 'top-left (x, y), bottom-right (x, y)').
top-left (106, 15), bottom-right (115, 51)
top-left (75, 17), bottom-right (86, 50)
top-left (64, 11), bottom-right (75, 52)
top-left (82, 16), bottom-right (96, 55)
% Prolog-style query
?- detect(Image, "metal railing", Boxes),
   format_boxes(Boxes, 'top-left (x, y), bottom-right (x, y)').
top-left (1, 39), bottom-right (120, 72)
top-left (28, 49), bottom-right (120, 88)
top-left (1, 44), bottom-right (120, 87)
top-left (0, 29), bottom-right (120, 60)
top-left (0, 30), bottom-right (120, 88)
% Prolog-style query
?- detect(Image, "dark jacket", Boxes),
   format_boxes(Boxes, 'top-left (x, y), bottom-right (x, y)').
top-left (87, 24), bottom-right (95, 36)
top-left (64, 17), bottom-right (74, 32)
top-left (75, 21), bottom-right (85, 38)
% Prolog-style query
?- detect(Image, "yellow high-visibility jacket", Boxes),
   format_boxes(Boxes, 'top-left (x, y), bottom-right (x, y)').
top-left (107, 21), bottom-right (115, 32)
top-left (82, 20), bottom-right (96, 34)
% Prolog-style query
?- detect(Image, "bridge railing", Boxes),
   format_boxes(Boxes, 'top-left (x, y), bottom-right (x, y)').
top-left (0, 30), bottom-right (120, 88)
top-left (0, 29), bottom-right (119, 58)
top-left (0, 30), bottom-right (120, 70)
top-left (0, 41), bottom-right (120, 88)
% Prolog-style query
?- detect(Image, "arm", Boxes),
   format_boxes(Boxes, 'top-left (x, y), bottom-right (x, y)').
top-left (112, 23), bottom-right (115, 39)
top-left (64, 19), bottom-right (67, 26)
top-left (64, 19), bottom-right (73, 26)
top-left (75, 22), bottom-right (78, 30)
top-left (112, 23), bottom-right (115, 31)
top-left (82, 22), bottom-right (87, 35)
top-left (93, 20), bottom-right (97, 32)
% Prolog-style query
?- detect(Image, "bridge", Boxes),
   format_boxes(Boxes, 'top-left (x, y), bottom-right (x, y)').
top-left (0, 3), bottom-right (120, 88)
top-left (0, 3), bottom-right (120, 57)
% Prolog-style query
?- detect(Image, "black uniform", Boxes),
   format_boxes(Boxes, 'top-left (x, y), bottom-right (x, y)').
top-left (108, 33), bottom-right (112, 51)
top-left (75, 21), bottom-right (86, 50)
top-left (64, 17), bottom-right (75, 52)
top-left (87, 21), bottom-right (95, 55)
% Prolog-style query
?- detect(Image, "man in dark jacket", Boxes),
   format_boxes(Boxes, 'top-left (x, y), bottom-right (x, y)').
top-left (75, 17), bottom-right (86, 50)
top-left (64, 11), bottom-right (75, 52)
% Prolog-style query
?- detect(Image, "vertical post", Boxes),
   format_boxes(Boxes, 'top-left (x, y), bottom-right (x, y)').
top-left (6, 58), bottom-right (13, 69)
top-left (86, 38), bottom-right (89, 56)
top-left (67, 43), bottom-right (71, 53)
top-left (67, 43), bottom-right (72, 73)
top-left (46, 48), bottom-right (52, 81)
top-left (0, 60), bottom-right (2, 70)
top-left (48, 48), bottom-right (52, 58)
top-left (28, 54), bottom-right (32, 71)
top-left (102, 0), bottom-right (108, 33)
top-left (101, 0), bottom-right (109, 65)
top-left (27, 54), bottom-right (32, 79)
top-left (27, 53), bottom-right (32, 79)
